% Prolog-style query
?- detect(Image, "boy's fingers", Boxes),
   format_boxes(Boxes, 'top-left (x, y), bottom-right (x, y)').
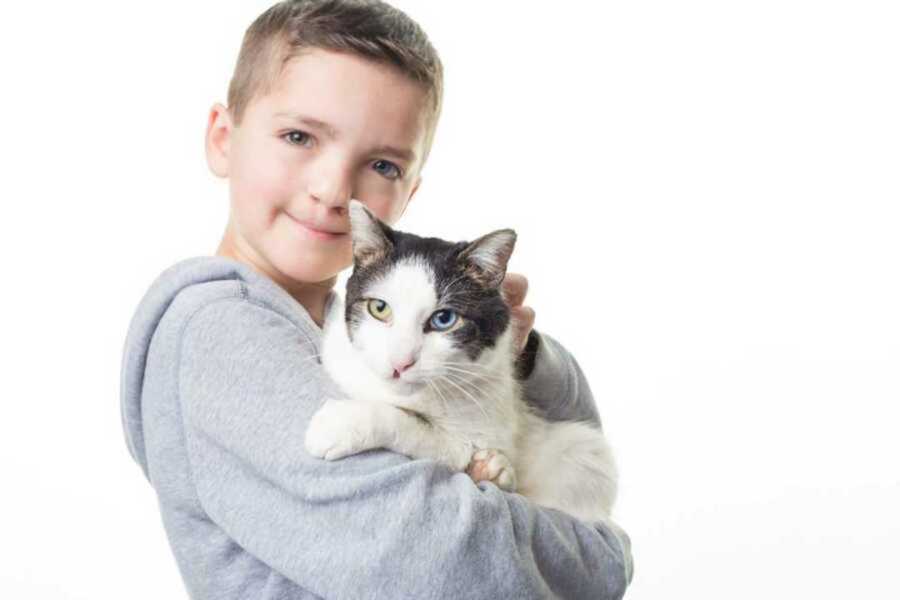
top-left (502, 273), bottom-right (528, 307)
top-left (512, 305), bottom-right (535, 329)
top-left (511, 305), bottom-right (535, 352)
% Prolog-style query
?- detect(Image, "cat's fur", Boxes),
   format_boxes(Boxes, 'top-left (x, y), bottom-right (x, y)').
top-left (304, 200), bottom-right (618, 522)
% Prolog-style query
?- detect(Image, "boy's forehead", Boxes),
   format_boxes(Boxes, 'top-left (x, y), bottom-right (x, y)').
top-left (254, 49), bottom-right (430, 155)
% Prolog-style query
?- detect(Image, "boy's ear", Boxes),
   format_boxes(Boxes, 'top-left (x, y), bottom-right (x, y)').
top-left (205, 103), bottom-right (232, 178)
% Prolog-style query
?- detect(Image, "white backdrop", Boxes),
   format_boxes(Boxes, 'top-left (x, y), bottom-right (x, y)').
top-left (1, 1), bottom-right (898, 598)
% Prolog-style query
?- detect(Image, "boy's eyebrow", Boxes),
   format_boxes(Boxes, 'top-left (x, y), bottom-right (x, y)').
top-left (274, 112), bottom-right (338, 139)
top-left (371, 144), bottom-right (417, 164)
top-left (273, 111), bottom-right (417, 164)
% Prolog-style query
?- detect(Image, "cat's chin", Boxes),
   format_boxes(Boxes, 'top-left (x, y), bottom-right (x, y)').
top-left (381, 385), bottom-right (430, 414)
top-left (391, 379), bottom-right (427, 397)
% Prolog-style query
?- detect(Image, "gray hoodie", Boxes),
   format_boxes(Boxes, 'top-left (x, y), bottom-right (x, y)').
top-left (120, 255), bottom-right (633, 599)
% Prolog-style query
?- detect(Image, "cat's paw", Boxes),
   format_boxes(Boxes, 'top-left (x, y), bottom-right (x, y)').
top-left (466, 448), bottom-right (518, 492)
top-left (305, 398), bottom-right (380, 461)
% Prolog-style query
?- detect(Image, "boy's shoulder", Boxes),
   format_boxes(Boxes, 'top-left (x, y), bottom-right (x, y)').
top-left (120, 255), bottom-right (325, 478)
top-left (130, 255), bottom-right (318, 333)
top-left (122, 255), bottom-right (330, 390)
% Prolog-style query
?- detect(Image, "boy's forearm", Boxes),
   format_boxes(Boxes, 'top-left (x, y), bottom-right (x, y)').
top-left (180, 298), bottom-right (631, 598)
top-left (518, 329), bottom-right (603, 428)
top-left (305, 397), bottom-right (474, 471)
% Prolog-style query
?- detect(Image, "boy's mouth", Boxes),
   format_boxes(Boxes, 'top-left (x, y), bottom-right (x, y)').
top-left (285, 211), bottom-right (347, 241)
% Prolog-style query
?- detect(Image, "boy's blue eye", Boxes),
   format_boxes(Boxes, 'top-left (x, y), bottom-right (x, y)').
top-left (284, 130), bottom-right (313, 147)
top-left (429, 309), bottom-right (458, 331)
top-left (373, 159), bottom-right (401, 180)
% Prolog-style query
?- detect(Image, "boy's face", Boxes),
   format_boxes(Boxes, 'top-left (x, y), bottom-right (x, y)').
top-left (206, 48), bottom-right (429, 292)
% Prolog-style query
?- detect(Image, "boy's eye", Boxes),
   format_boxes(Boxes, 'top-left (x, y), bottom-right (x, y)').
top-left (284, 130), bottom-right (313, 148)
top-left (372, 159), bottom-right (402, 180)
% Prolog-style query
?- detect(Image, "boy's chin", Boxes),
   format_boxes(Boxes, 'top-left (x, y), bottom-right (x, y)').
top-left (271, 252), bottom-right (344, 284)
top-left (264, 237), bottom-right (351, 281)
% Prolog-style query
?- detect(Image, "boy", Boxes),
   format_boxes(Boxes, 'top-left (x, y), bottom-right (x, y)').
top-left (120, 1), bottom-right (633, 598)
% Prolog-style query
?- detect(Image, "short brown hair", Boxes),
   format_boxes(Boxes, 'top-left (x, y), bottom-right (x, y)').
top-left (227, 0), bottom-right (444, 169)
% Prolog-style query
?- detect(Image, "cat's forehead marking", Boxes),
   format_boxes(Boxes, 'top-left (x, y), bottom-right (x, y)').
top-left (368, 255), bottom-right (437, 309)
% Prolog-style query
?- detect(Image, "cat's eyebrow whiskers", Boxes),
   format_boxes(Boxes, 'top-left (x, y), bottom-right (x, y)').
top-left (438, 273), bottom-right (477, 304)
top-left (440, 273), bottom-right (469, 294)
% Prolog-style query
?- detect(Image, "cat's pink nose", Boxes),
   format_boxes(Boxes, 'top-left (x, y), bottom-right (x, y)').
top-left (392, 359), bottom-right (416, 378)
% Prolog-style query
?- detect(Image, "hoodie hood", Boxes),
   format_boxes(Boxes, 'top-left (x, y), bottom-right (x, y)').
top-left (119, 255), bottom-right (336, 480)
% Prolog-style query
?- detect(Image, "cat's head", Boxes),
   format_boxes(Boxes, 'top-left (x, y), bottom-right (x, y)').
top-left (343, 199), bottom-right (516, 395)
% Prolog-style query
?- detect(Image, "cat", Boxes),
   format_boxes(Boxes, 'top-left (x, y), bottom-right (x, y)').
top-left (304, 200), bottom-right (618, 523)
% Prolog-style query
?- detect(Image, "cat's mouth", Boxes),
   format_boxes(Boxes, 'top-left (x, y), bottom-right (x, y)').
top-left (390, 374), bottom-right (426, 395)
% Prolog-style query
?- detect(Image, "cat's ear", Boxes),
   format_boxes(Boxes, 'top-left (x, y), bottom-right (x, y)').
top-left (348, 199), bottom-right (393, 268)
top-left (457, 228), bottom-right (517, 288)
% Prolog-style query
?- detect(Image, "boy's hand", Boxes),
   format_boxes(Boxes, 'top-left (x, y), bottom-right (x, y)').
top-left (501, 273), bottom-right (535, 354)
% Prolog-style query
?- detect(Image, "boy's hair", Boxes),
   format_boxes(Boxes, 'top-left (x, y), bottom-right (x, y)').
top-left (227, 0), bottom-right (444, 168)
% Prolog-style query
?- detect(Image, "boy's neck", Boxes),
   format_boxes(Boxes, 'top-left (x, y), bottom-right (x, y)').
top-left (215, 237), bottom-right (336, 328)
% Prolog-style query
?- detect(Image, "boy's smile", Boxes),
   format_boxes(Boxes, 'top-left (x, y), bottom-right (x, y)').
top-left (205, 48), bottom-right (429, 324)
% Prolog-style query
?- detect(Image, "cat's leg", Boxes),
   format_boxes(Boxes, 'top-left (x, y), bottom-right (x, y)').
top-left (466, 448), bottom-right (517, 492)
top-left (516, 419), bottom-right (619, 523)
top-left (305, 398), bottom-right (387, 461)
top-left (305, 398), bottom-right (474, 472)
top-left (380, 406), bottom-right (476, 472)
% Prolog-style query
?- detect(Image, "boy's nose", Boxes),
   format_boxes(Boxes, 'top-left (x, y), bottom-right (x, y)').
top-left (308, 172), bottom-right (352, 212)
top-left (311, 192), bottom-right (350, 215)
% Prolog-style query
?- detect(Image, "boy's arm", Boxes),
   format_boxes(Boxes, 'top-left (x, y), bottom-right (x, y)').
top-left (179, 298), bottom-right (632, 600)
top-left (516, 329), bottom-right (604, 428)
top-left (503, 272), bottom-right (603, 427)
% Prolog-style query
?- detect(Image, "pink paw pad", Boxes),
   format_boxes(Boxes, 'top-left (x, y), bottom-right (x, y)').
top-left (466, 448), bottom-right (517, 492)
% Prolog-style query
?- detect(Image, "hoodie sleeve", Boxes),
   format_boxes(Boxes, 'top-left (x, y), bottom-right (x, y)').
top-left (517, 329), bottom-right (604, 428)
top-left (178, 297), bottom-right (632, 600)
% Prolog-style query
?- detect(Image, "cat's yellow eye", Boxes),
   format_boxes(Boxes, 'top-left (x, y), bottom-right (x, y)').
top-left (367, 298), bottom-right (393, 322)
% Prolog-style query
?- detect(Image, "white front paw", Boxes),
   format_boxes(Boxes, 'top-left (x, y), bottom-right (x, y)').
top-left (305, 398), bottom-right (379, 461)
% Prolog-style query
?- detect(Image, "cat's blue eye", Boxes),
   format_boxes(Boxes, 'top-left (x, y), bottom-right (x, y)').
top-left (372, 159), bottom-right (401, 180)
top-left (429, 309), bottom-right (458, 331)
top-left (284, 130), bottom-right (313, 148)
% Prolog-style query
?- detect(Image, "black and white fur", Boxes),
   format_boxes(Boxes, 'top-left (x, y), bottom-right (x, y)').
top-left (305, 200), bottom-right (618, 522)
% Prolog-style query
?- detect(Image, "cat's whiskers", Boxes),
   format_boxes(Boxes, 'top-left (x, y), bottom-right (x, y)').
top-left (421, 368), bottom-right (468, 396)
top-left (442, 371), bottom-right (498, 394)
top-left (440, 364), bottom-right (506, 383)
top-left (419, 364), bottom-right (503, 392)
top-left (435, 373), bottom-right (491, 420)
top-left (425, 378), bottom-right (453, 417)
top-left (423, 378), bottom-right (478, 454)
top-left (441, 359), bottom-right (506, 371)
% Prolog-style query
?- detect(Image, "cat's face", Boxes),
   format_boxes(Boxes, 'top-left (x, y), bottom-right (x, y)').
top-left (343, 200), bottom-right (516, 395)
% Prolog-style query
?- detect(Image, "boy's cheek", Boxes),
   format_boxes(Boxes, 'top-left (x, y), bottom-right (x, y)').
top-left (359, 193), bottom-right (405, 225)
top-left (336, 238), bottom-right (355, 268)
top-left (230, 178), bottom-right (292, 229)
